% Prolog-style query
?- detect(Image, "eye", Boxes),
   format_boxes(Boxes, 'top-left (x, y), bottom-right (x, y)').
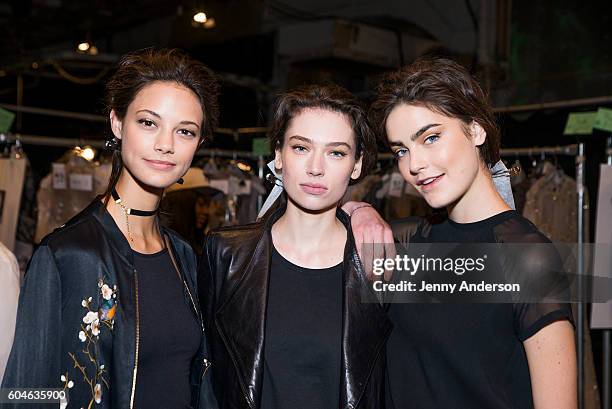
top-left (424, 134), bottom-right (440, 144)
top-left (393, 148), bottom-right (408, 158)
top-left (292, 145), bottom-right (308, 153)
top-left (138, 118), bottom-right (156, 128)
top-left (329, 150), bottom-right (347, 158)
top-left (178, 128), bottom-right (197, 137)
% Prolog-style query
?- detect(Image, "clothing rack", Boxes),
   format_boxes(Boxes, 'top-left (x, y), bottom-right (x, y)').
top-left (500, 142), bottom-right (592, 409)
top-left (2, 132), bottom-right (270, 182)
top-left (499, 144), bottom-right (578, 157)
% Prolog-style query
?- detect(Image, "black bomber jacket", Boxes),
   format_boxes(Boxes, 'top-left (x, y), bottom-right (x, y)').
top-left (1, 198), bottom-right (217, 409)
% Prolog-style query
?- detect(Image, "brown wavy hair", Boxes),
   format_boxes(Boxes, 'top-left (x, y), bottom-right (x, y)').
top-left (103, 47), bottom-right (220, 202)
top-left (269, 84), bottom-right (377, 184)
top-left (370, 57), bottom-right (500, 165)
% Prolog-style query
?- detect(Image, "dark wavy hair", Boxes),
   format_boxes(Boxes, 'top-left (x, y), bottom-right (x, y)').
top-left (269, 84), bottom-right (377, 184)
top-left (370, 57), bottom-right (500, 166)
top-left (103, 47), bottom-right (220, 201)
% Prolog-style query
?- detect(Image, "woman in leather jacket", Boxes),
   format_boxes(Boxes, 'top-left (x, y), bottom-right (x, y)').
top-left (198, 84), bottom-right (391, 409)
top-left (2, 48), bottom-right (219, 409)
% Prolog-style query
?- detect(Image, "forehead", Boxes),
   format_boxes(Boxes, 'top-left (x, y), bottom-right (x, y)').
top-left (387, 104), bottom-right (444, 130)
top-left (129, 81), bottom-right (203, 119)
top-left (285, 107), bottom-right (354, 144)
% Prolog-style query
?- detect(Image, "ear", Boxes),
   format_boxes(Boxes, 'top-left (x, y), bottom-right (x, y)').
top-left (350, 154), bottom-right (363, 180)
top-left (470, 121), bottom-right (487, 147)
top-left (274, 147), bottom-right (282, 172)
top-left (109, 110), bottom-right (123, 140)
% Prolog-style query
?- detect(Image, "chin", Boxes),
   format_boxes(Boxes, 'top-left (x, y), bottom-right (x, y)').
top-left (287, 194), bottom-right (339, 214)
top-left (422, 194), bottom-right (454, 210)
top-left (135, 172), bottom-right (182, 190)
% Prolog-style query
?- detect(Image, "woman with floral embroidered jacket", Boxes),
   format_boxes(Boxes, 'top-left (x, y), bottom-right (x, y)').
top-left (1, 48), bottom-right (219, 409)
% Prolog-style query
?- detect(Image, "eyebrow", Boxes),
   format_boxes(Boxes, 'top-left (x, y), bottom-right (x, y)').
top-left (388, 123), bottom-right (441, 146)
top-left (136, 109), bottom-right (200, 129)
top-left (288, 135), bottom-right (352, 150)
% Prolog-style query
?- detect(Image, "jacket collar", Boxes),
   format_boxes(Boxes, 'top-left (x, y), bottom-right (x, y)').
top-left (88, 197), bottom-right (135, 263)
top-left (214, 203), bottom-right (392, 408)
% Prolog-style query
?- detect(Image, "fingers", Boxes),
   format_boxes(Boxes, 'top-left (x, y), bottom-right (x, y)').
top-left (383, 227), bottom-right (396, 282)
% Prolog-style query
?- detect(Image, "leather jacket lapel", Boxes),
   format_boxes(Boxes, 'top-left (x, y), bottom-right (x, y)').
top-left (338, 210), bottom-right (393, 408)
top-left (214, 211), bottom-right (279, 408)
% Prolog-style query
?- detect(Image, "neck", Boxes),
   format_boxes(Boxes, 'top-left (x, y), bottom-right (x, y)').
top-left (447, 165), bottom-right (511, 223)
top-left (272, 198), bottom-right (346, 268)
top-left (106, 170), bottom-right (164, 244)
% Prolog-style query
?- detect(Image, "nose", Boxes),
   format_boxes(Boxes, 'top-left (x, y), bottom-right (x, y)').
top-left (408, 147), bottom-right (427, 176)
top-left (306, 150), bottom-right (324, 177)
top-left (154, 130), bottom-right (174, 154)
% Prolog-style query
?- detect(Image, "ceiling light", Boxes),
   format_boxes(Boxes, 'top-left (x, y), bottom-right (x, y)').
top-left (77, 42), bottom-right (90, 52)
top-left (81, 146), bottom-right (96, 161)
top-left (193, 11), bottom-right (207, 23)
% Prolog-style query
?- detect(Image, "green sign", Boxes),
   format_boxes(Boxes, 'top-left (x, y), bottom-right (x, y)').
top-left (252, 137), bottom-right (271, 156)
top-left (0, 107), bottom-right (15, 133)
top-left (563, 111), bottom-right (597, 135)
top-left (594, 107), bottom-right (612, 133)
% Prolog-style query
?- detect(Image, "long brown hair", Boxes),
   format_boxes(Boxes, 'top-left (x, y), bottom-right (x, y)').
top-left (370, 57), bottom-right (500, 165)
top-left (102, 48), bottom-right (220, 204)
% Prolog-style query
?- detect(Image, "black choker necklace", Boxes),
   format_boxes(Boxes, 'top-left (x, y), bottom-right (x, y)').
top-left (111, 189), bottom-right (158, 216)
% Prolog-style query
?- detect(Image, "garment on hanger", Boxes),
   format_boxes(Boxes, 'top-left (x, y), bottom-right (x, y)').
top-left (0, 157), bottom-right (27, 251)
top-left (523, 161), bottom-right (581, 243)
top-left (0, 241), bottom-right (19, 384)
top-left (34, 149), bottom-right (106, 243)
top-left (202, 157), bottom-right (266, 225)
top-left (591, 164), bottom-right (612, 329)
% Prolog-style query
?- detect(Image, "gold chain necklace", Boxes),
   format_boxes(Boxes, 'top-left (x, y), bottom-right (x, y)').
top-left (111, 189), bottom-right (158, 242)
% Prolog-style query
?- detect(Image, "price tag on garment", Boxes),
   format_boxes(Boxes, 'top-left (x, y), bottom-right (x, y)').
top-left (0, 107), bottom-right (15, 133)
top-left (594, 107), bottom-right (612, 133)
top-left (69, 173), bottom-right (93, 191)
top-left (209, 179), bottom-right (229, 194)
top-left (52, 163), bottom-right (67, 190)
top-left (252, 138), bottom-right (271, 156)
top-left (388, 172), bottom-right (405, 197)
top-left (563, 111), bottom-right (596, 135)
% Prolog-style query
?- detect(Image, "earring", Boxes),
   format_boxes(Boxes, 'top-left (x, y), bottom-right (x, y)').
top-left (105, 137), bottom-right (120, 151)
top-left (177, 177), bottom-right (184, 185)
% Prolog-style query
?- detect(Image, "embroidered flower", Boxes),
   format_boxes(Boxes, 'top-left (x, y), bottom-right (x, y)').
top-left (68, 276), bottom-right (117, 407)
top-left (83, 311), bottom-right (98, 324)
top-left (101, 284), bottom-right (113, 300)
top-left (60, 373), bottom-right (73, 389)
top-left (91, 319), bottom-right (100, 337)
top-left (94, 383), bottom-right (102, 404)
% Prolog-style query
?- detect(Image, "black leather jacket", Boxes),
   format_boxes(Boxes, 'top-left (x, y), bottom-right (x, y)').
top-left (198, 204), bottom-right (392, 409)
top-left (1, 199), bottom-right (217, 409)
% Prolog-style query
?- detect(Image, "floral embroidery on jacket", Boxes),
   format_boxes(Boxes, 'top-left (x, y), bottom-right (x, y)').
top-left (64, 277), bottom-right (117, 408)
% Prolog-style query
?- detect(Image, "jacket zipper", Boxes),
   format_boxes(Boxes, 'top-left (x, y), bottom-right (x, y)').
top-left (129, 268), bottom-right (141, 409)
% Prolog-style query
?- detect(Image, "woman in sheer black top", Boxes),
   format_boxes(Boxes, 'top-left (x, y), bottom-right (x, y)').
top-left (366, 58), bottom-right (576, 409)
